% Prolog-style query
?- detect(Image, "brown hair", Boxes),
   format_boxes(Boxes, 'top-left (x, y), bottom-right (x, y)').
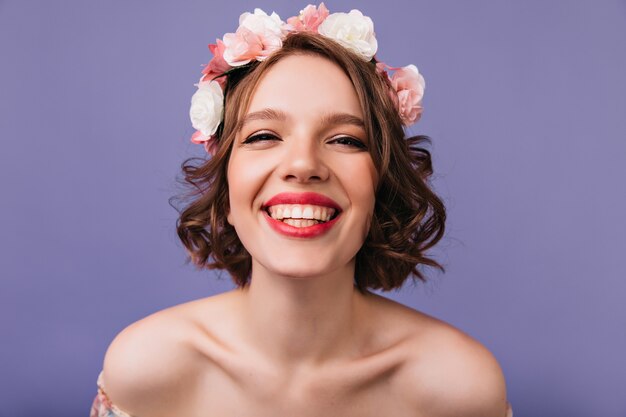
top-left (173, 32), bottom-right (446, 293)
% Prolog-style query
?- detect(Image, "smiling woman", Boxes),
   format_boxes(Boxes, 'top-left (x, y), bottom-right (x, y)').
top-left (91, 4), bottom-right (512, 417)
top-left (226, 53), bottom-right (379, 280)
top-left (178, 29), bottom-right (445, 293)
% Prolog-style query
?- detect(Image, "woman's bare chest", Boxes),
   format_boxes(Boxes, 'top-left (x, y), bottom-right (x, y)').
top-left (179, 353), bottom-right (418, 417)
top-left (168, 292), bottom-right (425, 417)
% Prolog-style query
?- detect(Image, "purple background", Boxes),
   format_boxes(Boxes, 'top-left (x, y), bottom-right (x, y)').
top-left (1, 0), bottom-right (624, 416)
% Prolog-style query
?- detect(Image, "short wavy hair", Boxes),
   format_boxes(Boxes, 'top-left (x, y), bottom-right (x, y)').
top-left (173, 32), bottom-right (446, 293)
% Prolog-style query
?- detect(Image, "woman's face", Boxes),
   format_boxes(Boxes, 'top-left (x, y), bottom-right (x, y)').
top-left (227, 54), bottom-right (378, 279)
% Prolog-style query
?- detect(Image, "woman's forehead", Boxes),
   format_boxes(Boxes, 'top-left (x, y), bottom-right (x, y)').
top-left (246, 54), bottom-right (363, 120)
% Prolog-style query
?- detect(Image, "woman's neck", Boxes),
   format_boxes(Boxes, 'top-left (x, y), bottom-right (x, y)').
top-left (232, 260), bottom-right (372, 373)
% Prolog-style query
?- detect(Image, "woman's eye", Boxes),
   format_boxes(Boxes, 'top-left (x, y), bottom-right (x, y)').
top-left (242, 132), bottom-right (279, 144)
top-left (329, 136), bottom-right (367, 149)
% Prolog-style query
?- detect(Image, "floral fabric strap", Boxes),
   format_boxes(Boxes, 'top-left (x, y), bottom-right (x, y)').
top-left (89, 371), bottom-right (134, 417)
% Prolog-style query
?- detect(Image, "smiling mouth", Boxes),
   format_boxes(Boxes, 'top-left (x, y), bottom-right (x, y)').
top-left (264, 204), bottom-right (340, 227)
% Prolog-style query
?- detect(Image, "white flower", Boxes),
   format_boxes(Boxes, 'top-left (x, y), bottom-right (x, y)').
top-left (318, 10), bottom-right (378, 61)
top-left (189, 81), bottom-right (224, 137)
top-left (238, 8), bottom-right (286, 39)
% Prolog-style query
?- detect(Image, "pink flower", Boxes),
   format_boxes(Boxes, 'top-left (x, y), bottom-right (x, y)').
top-left (396, 89), bottom-right (423, 125)
top-left (222, 8), bottom-right (285, 66)
top-left (377, 63), bottom-right (425, 126)
top-left (191, 131), bottom-right (219, 155)
top-left (376, 62), bottom-right (401, 112)
top-left (201, 39), bottom-right (230, 87)
top-left (286, 3), bottom-right (330, 32)
top-left (222, 27), bottom-right (267, 66)
top-left (390, 65), bottom-right (425, 125)
top-left (375, 62), bottom-right (390, 77)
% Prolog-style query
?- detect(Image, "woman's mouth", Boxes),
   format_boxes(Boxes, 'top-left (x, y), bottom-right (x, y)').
top-left (264, 204), bottom-right (339, 227)
top-left (261, 192), bottom-right (343, 238)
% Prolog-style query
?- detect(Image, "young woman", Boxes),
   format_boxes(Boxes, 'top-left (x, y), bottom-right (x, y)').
top-left (91, 5), bottom-right (513, 417)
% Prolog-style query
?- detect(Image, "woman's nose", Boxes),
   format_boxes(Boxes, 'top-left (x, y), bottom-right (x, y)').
top-left (277, 137), bottom-right (330, 183)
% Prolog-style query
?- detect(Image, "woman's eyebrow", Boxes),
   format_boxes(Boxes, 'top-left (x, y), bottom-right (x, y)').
top-left (237, 109), bottom-right (365, 131)
top-left (238, 108), bottom-right (287, 131)
top-left (319, 112), bottom-right (365, 129)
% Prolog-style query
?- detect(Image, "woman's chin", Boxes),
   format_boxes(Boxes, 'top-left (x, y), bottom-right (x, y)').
top-left (252, 259), bottom-right (351, 282)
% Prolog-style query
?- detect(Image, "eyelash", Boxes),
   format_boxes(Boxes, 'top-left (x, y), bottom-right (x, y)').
top-left (330, 136), bottom-right (367, 149)
top-left (242, 133), bottom-right (367, 149)
top-left (242, 132), bottom-right (278, 144)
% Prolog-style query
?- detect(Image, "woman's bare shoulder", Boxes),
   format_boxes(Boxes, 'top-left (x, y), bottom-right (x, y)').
top-left (101, 295), bottom-right (225, 416)
top-left (388, 303), bottom-right (509, 417)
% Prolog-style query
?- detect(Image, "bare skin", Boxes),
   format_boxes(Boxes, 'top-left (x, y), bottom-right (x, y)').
top-left (102, 288), bottom-right (508, 417)
top-left (101, 55), bottom-right (508, 416)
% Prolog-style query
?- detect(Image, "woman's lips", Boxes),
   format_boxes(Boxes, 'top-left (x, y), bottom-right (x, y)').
top-left (262, 192), bottom-right (343, 238)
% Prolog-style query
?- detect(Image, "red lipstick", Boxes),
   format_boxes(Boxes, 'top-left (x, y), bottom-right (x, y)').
top-left (262, 192), bottom-right (342, 239)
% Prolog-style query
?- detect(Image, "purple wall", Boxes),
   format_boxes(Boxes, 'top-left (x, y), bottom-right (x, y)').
top-left (1, 1), bottom-right (624, 415)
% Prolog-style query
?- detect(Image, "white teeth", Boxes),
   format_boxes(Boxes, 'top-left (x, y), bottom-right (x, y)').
top-left (282, 218), bottom-right (320, 227)
top-left (283, 218), bottom-right (299, 227)
top-left (267, 204), bottom-right (337, 221)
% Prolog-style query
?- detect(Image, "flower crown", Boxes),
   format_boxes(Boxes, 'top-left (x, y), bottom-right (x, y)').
top-left (189, 3), bottom-right (426, 153)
